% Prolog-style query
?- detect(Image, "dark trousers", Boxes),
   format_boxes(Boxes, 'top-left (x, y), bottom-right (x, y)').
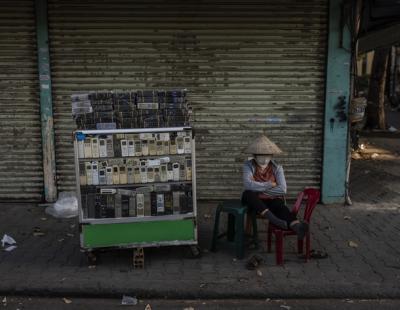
top-left (241, 190), bottom-right (297, 226)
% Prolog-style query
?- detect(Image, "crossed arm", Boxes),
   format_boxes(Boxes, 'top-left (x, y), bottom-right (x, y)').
top-left (243, 163), bottom-right (287, 196)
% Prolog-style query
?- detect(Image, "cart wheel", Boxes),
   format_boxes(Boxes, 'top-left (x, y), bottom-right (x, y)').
top-left (87, 251), bottom-right (98, 265)
top-left (188, 245), bottom-right (202, 258)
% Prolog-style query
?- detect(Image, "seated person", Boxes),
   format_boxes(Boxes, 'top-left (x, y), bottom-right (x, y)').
top-left (242, 134), bottom-right (308, 239)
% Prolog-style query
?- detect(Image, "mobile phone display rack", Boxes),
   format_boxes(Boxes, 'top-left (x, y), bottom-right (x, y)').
top-left (72, 90), bottom-right (198, 257)
top-left (74, 127), bottom-right (198, 252)
top-left (71, 89), bottom-right (192, 130)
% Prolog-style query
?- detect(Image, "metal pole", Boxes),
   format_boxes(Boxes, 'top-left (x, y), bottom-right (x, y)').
top-left (35, 0), bottom-right (57, 202)
top-left (389, 46), bottom-right (396, 101)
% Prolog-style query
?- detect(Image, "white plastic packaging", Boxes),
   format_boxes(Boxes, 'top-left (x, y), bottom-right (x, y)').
top-left (45, 192), bottom-right (78, 218)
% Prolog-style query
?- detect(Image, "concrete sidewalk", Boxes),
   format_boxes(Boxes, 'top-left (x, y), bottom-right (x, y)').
top-left (0, 138), bottom-right (399, 299)
top-left (0, 199), bottom-right (399, 299)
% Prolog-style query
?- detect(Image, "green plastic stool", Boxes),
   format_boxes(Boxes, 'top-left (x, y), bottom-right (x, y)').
top-left (210, 200), bottom-right (258, 259)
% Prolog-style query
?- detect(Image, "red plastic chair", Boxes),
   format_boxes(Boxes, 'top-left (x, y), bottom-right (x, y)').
top-left (267, 188), bottom-right (320, 265)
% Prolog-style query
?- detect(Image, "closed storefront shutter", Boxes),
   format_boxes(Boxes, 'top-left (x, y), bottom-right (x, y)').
top-left (0, 0), bottom-right (43, 201)
top-left (48, 0), bottom-right (327, 199)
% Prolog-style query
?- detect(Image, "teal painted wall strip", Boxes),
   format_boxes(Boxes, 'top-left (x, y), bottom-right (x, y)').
top-left (322, 0), bottom-right (352, 204)
top-left (35, 0), bottom-right (57, 202)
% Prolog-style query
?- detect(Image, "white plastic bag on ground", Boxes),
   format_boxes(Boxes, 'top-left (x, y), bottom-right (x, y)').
top-left (1, 234), bottom-right (17, 252)
top-left (1, 234), bottom-right (16, 247)
top-left (45, 192), bottom-right (78, 218)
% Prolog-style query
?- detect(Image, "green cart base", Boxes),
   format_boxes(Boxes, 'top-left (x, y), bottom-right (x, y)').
top-left (81, 219), bottom-right (199, 265)
top-left (82, 218), bottom-right (196, 248)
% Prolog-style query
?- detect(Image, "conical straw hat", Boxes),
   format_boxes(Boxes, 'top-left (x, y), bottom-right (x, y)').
top-left (245, 134), bottom-right (283, 155)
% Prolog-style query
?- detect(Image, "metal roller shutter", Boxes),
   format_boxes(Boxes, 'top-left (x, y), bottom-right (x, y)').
top-left (0, 0), bottom-right (43, 201)
top-left (48, 0), bottom-right (327, 199)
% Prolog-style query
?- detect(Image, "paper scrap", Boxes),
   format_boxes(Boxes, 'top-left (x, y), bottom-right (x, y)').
top-left (1, 234), bottom-right (16, 247)
top-left (33, 232), bottom-right (45, 237)
top-left (63, 298), bottom-right (72, 304)
top-left (121, 295), bottom-right (138, 306)
top-left (4, 246), bottom-right (17, 252)
top-left (348, 240), bottom-right (359, 248)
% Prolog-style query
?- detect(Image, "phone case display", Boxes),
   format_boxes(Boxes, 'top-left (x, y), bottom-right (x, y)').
top-left (74, 127), bottom-right (197, 250)
top-left (71, 90), bottom-right (193, 130)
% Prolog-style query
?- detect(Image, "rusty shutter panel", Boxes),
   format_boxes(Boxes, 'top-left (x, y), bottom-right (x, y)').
top-left (0, 0), bottom-right (43, 201)
top-left (48, 0), bottom-right (327, 199)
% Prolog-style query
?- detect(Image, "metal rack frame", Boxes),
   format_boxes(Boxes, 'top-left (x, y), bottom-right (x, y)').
top-left (73, 127), bottom-right (198, 250)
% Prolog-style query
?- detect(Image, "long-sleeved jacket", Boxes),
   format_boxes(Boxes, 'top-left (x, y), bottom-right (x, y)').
top-left (242, 159), bottom-right (287, 197)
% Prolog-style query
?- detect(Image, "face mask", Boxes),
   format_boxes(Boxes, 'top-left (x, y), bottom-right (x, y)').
top-left (255, 155), bottom-right (272, 167)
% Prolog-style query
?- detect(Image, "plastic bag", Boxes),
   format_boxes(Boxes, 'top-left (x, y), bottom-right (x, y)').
top-left (45, 192), bottom-right (78, 218)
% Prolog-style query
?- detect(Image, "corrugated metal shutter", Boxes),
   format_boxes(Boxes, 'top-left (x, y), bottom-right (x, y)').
top-left (48, 0), bottom-right (327, 199)
top-left (0, 0), bottom-right (43, 201)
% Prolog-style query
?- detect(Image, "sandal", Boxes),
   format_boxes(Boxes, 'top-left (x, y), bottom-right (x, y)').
top-left (310, 250), bottom-right (328, 259)
top-left (245, 254), bottom-right (264, 270)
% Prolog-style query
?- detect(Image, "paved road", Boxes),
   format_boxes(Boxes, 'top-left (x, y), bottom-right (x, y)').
top-left (2, 297), bottom-right (400, 310)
